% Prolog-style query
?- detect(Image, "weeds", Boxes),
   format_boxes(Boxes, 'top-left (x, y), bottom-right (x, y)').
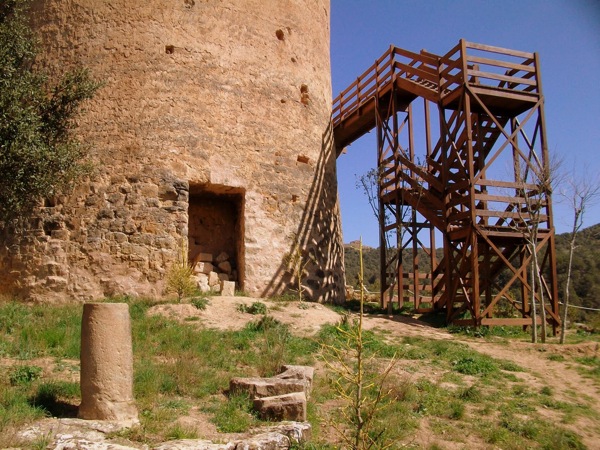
top-left (236, 301), bottom-right (267, 315)
top-left (165, 423), bottom-right (199, 440)
top-left (9, 366), bottom-right (42, 386)
top-left (191, 297), bottom-right (209, 310)
top-left (210, 392), bottom-right (255, 433)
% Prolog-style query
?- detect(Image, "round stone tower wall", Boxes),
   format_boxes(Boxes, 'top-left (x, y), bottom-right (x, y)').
top-left (0, 0), bottom-right (345, 302)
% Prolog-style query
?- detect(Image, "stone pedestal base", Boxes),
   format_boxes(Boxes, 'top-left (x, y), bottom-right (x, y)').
top-left (78, 303), bottom-right (138, 422)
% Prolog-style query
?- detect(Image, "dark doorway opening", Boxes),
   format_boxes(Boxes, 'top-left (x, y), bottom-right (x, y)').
top-left (188, 184), bottom-right (245, 291)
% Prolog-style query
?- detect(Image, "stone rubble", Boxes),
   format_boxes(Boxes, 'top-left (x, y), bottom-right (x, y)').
top-left (229, 365), bottom-right (314, 422)
top-left (191, 251), bottom-right (238, 295)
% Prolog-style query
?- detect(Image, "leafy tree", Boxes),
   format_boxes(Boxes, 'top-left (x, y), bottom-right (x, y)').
top-left (0, 0), bottom-right (99, 223)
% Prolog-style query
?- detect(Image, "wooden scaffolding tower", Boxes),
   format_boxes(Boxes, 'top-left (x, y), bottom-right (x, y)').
top-left (333, 40), bottom-right (560, 329)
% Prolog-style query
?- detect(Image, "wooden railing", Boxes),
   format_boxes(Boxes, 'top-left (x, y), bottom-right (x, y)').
top-left (333, 40), bottom-right (541, 134)
top-left (439, 40), bottom-right (539, 97)
top-left (332, 46), bottom-right (440, 128)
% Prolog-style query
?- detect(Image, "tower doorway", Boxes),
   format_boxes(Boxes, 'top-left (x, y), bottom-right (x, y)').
top-left (188, 184), bottom-right (245, 291)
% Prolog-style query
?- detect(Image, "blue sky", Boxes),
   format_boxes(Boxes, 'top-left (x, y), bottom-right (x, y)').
top-left (331, 0), bottom-right (600, 247)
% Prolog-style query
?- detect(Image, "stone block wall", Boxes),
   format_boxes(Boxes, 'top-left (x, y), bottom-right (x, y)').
top-left (0, 0), bottom-right (345, 303)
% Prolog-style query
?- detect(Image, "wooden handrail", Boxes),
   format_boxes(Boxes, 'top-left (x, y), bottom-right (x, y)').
top-left (333, 43), bottom-right (442, 126)
top-left (464, 41), bottom-right (534, 59)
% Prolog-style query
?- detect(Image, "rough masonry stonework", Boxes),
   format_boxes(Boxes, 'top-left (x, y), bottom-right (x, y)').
top-left (0, 0), bottom-right (346, 303)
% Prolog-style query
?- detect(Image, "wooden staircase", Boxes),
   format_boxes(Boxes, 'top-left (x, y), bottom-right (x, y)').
top-left (333, 39), bottom-right (560, 330)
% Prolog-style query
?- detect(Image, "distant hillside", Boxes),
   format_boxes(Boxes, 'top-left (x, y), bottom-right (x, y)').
top-left (555, 223), bottom-right (600, 322)
top-left (343, 242), bottom-right (380, 290)
top-left (344, 223), bottom-right (600, 321)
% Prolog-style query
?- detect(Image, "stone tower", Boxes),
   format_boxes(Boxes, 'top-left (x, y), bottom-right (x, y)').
top-left (0, 0), bottom-right (345, 302)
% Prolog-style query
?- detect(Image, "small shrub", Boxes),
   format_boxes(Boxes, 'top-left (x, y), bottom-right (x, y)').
top-left (191, 297), bottom-right (209, 310)
top-left (237, 301), bottom-right (267, 315)
top-left (540, 386), bottom-right (553, 396)
top-left (165, 241), bottom-right (196, 301)
top-left (448, 401), bottom-right (465, 420)
top-left (458, 385), bottom-right (482, 402)
top-left (9, 365), bottom-right (42, 386)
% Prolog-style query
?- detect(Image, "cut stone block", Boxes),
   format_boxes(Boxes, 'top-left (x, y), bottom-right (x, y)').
top-left (196, 273), bottom-right (209, 284)
top-left (218, 273), bottom-right (229, 282)
top-left (221, 280), bottom-right (235, 296)
top-left (218, 261), bottom-right (232, 274)
top-left (215, 252), bottom-right (229, 263)
top-left (229, 377), bottom-right (306, 399)
top-left (208, 271), bottom-right (220, 286)
top-left (197, 252), bottom-right (213, 263)
top-left (253, 392), bottom-right (306, 422)
top-left (275, 365), bottom-right (314, 399)
top-left (195, 262), bottom-right (213, 274)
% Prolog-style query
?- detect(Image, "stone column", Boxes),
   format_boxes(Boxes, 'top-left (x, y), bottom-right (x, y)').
top-left (78, 303), bottom-right (138, 422)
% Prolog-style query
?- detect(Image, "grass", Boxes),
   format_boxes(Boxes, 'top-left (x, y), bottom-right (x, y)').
top-left (574, 355), bottom-right (600, 382)
top-left (0, 297), bottom-right (597, 449)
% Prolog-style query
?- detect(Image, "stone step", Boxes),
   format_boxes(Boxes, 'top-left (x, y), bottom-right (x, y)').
top-left (253, 392), bottom-right (307, 422)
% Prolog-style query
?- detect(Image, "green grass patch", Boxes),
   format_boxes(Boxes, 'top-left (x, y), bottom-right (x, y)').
top-left (190, 297), bottom-right (210, 310)
top-left (210, 392), bottom-right (256, 433)
top-left (574, 356), bottom-right (600, 380)
top-left (0, 302), bottom-right (81, 359)
top-left (9, 365), bottom-right (42, 386)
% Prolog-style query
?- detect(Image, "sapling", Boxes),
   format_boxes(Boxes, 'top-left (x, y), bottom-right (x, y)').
top-left (321, 238), bottom-right (396, 449)
top-left (559, 172), bottom-right (600, 343)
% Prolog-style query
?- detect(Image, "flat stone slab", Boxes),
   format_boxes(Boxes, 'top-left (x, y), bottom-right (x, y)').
top-left (155, 422), bottom-right (311, 449)
top-left (229, 377), bottom-right (305, 399)
top-left (19, 419), bottom-right (311, 450)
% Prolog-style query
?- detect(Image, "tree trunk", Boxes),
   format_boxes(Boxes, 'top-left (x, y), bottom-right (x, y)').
top-left (530, 242), bottom-right (538, 343)
top-left (560, 211), bottom-right (580, 344)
